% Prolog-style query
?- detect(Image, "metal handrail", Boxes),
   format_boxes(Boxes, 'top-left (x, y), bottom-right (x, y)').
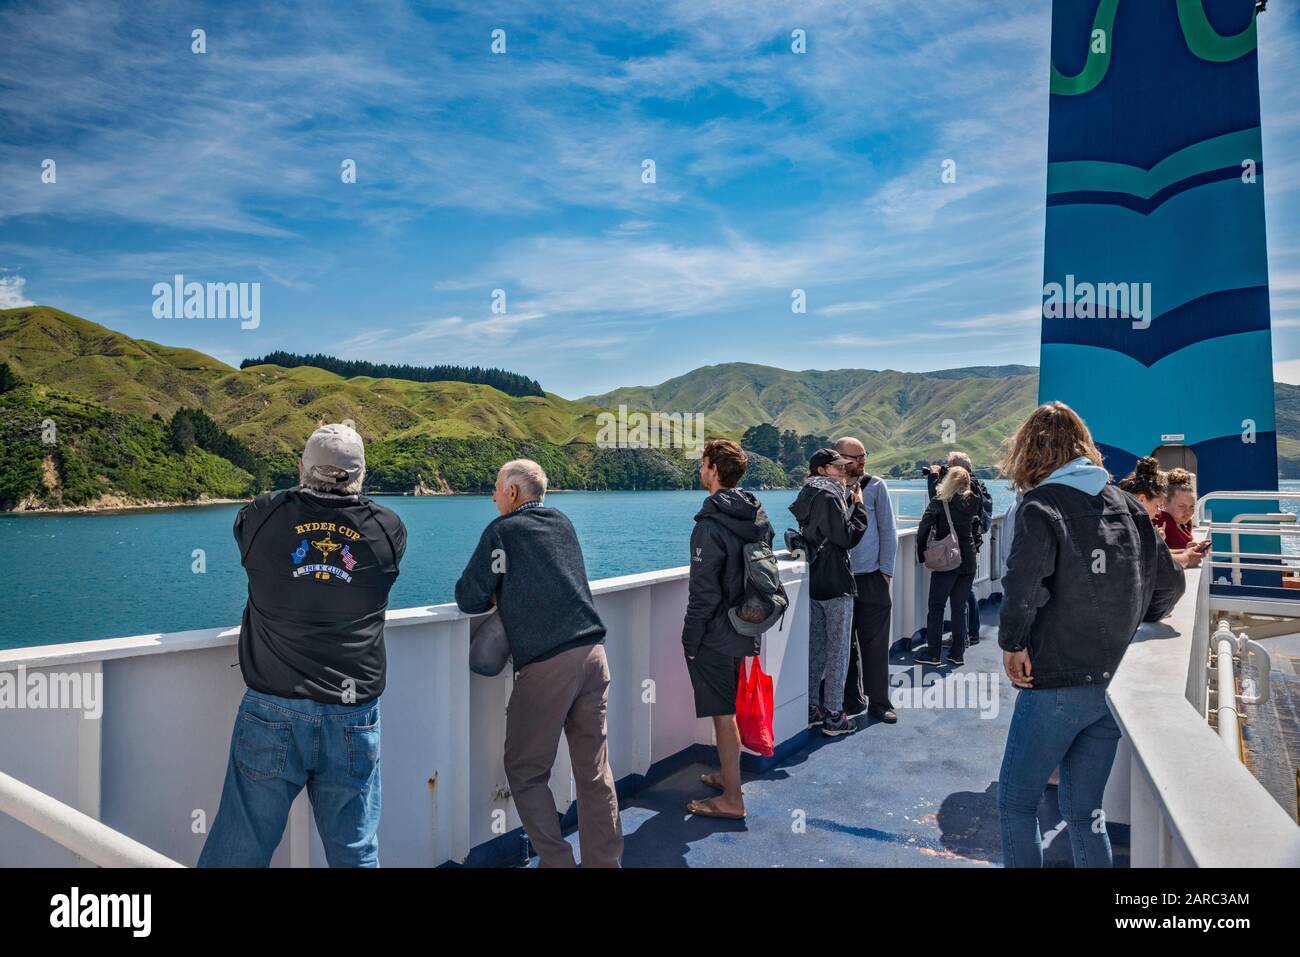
top-left (1206, 561), bottom-right (1300, 573)
top-left (1212, 619), bottom-right (1244, 760)
top-left (1200, 523), bottom-right (1300, 535)
top-left (1195, 489), bottom-right (1300, 524)
top-left (1210, 618), bottom-right (1273, 762)
top-left (0, 771), bottom-right (183, 868)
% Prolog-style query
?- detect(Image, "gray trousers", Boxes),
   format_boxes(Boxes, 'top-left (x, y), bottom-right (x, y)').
top-left (504, 643), bottom-right (624, 868)
top-left (809, 595), bottom-right (855, 714)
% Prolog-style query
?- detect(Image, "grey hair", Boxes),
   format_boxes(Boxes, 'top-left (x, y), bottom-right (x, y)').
top-left (499, 458), bottom-right (547, 501)
top-left (947, 451), bottom-right (973, 473)
top-left (301, 464), bottom-right (366, 496)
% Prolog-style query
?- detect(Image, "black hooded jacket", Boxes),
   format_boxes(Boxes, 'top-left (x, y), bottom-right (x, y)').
top-left (927, 470), bottom-right (993, 549)
top-left (916, 490), bottom-right (983, 576)
top-left (682, 488), bottom-right (774, 658)
top-left (789, 482), bottom-right (869, 601)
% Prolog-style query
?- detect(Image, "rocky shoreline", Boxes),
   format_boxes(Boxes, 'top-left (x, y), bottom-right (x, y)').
top-left (6, 494), bottom-right (253, 515)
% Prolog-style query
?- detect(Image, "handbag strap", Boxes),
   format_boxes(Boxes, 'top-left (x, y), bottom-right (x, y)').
top-left (941, 497), bottom-right (954, 533)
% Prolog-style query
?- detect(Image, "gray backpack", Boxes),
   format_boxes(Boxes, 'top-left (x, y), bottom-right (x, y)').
top-left (923, 499), bottom-right (962, 572)
top-left (727, 541), bottom-right (789, 636)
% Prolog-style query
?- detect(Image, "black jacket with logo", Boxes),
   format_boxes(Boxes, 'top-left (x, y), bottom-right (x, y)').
top-left (789, 482), bottom-right (869, 601)
top-left (682, 489), bottom-right (773, 659)
top-left (234, 488), bottom-right (407, 704)
top-left (997, 483), bottom-right (1185, 689)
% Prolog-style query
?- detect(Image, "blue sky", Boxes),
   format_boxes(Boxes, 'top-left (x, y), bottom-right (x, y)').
top-left (2, 0), bottom-right (1300, 398)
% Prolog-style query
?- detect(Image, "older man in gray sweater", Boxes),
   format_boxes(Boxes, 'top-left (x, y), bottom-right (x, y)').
top-left (836, 437), bottom-right (899, 723)
top-left (455, 459), bottom-right (623, 867)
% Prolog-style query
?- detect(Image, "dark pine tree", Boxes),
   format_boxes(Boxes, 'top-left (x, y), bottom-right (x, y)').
top-left (741, 422), bottom-right (781, 459)
top-left (0, 362), bottom-right (20, 394)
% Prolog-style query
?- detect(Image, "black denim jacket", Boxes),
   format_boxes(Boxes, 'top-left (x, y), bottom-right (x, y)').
top-left (997, 483), bottom-right (1185, 688)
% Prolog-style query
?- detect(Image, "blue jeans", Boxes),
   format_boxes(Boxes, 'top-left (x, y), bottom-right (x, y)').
top-left (997, 684), bottom-right (1120, 868)
top-left (198, 689), bottom-right (382, 867)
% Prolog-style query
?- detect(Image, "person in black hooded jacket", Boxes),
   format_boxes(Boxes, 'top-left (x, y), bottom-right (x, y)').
top-left (682, 439), bottom-right (772, 820)
top-left (915, 466), bottom-right (982, 666)
top-left (789, 448), bottom-right (868, 737)
top-left (926, 450), bottom-right (993, 641)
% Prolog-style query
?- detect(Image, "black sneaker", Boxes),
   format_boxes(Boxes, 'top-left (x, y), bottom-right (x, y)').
top-left (808, 704), bottom-right (826, 728)
top-left (969, 635), bottom-right (981, 645)
top-left (913, 651), bottom-right (943, 665)
top-left (867, 704), bottom-right (899, 724)
top-left (843, 698), bottom-right (869, 719)
top-left (821, 711), bottom-right (857, 736)
top-left (946, 654), bottom-right (965, 666)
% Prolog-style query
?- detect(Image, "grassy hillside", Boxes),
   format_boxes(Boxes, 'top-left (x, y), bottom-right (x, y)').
top-left (0, 307), bottom-right (781, 507)
top-left (5, 305), bottom-right (1300, 509)
top-left (584, 363), bottom-right (1039, 473)
top-left (0, 306), bottom-right (234, 420)
top-left (0, 383), bottom-right (253, 510)
top-left (1273, 381), bottom-right (1300, 477)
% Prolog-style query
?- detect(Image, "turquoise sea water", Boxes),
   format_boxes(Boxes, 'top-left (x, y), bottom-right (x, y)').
top-left (1, 479), bottom-right (1013, 650)
top-left (13, 478), bottom-right (1295, 651)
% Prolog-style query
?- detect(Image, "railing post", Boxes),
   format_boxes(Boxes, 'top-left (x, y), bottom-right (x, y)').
top-left (1128, 759), bottom-right (1162, 867)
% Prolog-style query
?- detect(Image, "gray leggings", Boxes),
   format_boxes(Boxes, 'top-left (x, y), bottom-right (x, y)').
top-left (809, 595), bottom-right (855, 714)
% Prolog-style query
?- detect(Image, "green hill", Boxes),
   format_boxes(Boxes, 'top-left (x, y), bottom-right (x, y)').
top-left (583, 363), bottom-right (1040, 473)
top-left (0, 306), bottom-right (726, 508)
top-left (4, 305), bottom-right (1300, 510)
top-left (0, 306), bottom-right (605, 456)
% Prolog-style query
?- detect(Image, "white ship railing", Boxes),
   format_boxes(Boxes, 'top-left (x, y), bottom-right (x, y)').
top-left (0, 771), bottom-right (181, 867)
top-left (1103, 560), bottom-right (1300, 866)
top-left (0, 518), bottom-right (1000, 867)
top-left (5, 508), bottom-right (1296, 867)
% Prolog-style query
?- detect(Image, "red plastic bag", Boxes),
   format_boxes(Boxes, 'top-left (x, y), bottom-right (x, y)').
top-left (736, 656), bottom-right (775, 756)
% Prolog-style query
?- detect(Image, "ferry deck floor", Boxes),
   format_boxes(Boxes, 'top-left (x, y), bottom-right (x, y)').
top-left (530, 603), bottom-right (1131, 868)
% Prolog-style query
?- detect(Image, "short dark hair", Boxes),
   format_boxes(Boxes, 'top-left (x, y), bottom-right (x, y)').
top-left (703, 439), bottom-right (747, 488)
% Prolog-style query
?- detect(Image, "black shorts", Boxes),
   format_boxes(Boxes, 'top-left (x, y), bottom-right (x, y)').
top-left (686, 647), bottom-right (743, 718)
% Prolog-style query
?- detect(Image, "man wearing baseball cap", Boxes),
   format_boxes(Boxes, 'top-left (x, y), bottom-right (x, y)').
top-left (200, 423), bottom-right (407, 867)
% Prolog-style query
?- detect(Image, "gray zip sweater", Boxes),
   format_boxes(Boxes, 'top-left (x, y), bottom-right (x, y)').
top-left (455, 503), bottom-right (606, 669)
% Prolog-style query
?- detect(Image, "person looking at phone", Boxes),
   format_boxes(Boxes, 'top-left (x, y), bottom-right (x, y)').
top-left (1156, 468), bottom-right (1197, 549)
top-left (1117, 458), bottom-right (1207, 569)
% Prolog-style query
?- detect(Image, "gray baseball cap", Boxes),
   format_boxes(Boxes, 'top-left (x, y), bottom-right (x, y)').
top-left (302, 423), bottom-right (365, 485)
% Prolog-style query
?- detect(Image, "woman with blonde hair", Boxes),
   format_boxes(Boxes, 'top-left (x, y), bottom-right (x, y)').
top-left (914, 465), bottom-right (982, 666)
top-left (996, 401), bottom-right (1185, 867)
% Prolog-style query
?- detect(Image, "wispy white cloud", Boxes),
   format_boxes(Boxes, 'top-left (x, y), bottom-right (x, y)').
top-left (0, 276), bottom-right (34, 309)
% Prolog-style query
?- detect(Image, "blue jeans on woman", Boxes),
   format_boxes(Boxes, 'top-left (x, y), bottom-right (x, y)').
top-left (198, 689), bottom-right (382, 867)
top-left (997, 684), bottom-right (1121, 868)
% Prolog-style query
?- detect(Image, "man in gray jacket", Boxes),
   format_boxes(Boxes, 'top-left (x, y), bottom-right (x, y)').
top-left (837, 437), bottom-right (898, 723)
top-left (455, 459), bottom-right (623, 867)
